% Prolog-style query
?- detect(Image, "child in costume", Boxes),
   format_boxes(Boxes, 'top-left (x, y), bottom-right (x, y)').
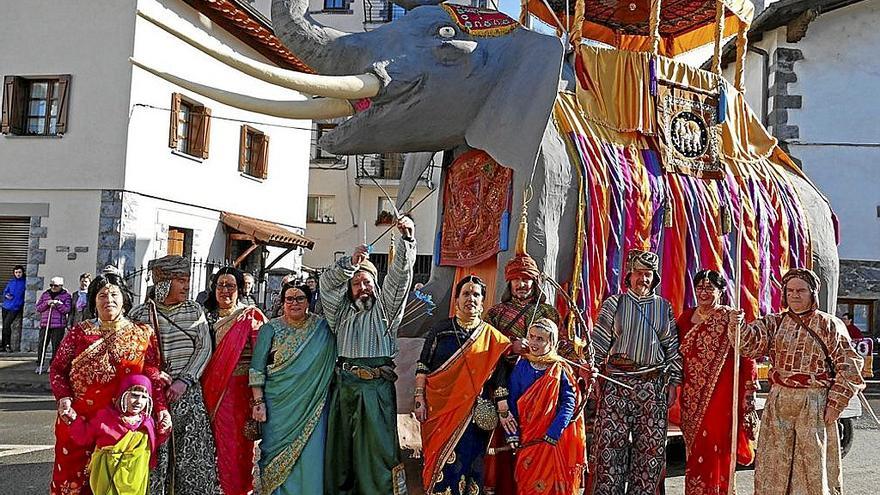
top-left (69, 374), bottom-right (167, 495)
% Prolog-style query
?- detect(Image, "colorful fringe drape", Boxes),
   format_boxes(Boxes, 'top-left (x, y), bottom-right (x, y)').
top-left (554, 92), bottom-right (810, 326)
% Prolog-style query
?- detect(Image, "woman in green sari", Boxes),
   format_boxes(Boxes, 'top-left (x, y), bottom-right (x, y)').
top-left (250, 282), bottom-right (337, 494)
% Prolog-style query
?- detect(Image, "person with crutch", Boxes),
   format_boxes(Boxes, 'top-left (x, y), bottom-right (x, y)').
top-left (35, 277), bottom-right (71, 373)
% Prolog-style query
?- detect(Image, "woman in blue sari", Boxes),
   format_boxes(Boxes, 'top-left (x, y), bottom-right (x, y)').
top-left (250, 282), bottom-right (336, 494)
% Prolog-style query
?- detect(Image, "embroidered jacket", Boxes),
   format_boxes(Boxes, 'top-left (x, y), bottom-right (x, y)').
top-left (735, 310), bottom-right (865, 416)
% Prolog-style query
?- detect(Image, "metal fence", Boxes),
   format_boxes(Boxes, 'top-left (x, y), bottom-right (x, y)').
top-left (123, 258), bottom-right (224, 306)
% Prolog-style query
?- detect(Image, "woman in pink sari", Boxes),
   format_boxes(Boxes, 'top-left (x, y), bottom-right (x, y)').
top-left (677, 270), bottom-right (758, 495)
top-left (201, 267), bottom-right (267, 495)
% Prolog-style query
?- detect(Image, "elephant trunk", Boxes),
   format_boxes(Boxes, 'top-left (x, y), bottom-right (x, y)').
top-left (272, 0), bottom-right (364, 75)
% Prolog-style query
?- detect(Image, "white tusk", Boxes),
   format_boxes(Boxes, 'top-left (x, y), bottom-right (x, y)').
top-left (137, 7), bottom-right (381, 100)
top-left (131, 59), bottom-right (354, 120)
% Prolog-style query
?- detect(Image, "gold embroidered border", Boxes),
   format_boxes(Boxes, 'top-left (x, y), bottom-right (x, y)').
top-left (261, 397), bottom-right (326, 493)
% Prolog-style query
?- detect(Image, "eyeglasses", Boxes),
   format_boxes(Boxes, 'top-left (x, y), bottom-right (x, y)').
top-left (49, 284), bottom-right (61, 288)
top-left (216, 283), bottom-right (237, 292)
top-left (695, 285), bottom-right (718, 293)
top-left (284, 296), bottom-right (308, 304)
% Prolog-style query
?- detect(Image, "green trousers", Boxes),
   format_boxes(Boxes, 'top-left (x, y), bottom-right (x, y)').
top-left (324, 357), bottom-right (405, 495)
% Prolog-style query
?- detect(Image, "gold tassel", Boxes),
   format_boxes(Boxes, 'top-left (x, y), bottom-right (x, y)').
top-left (721, 204), bottom-right (732, 234)
top-left (515, 203), bottom-right (529, 256)
top-left (388, 233), bottom-right (396, 267)
top-left (663, 199), bottom-right (674, 228)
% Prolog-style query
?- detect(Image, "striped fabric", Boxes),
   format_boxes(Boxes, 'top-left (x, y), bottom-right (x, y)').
top-left (592, 292), bottom-right (683, 383)
top-left (129, 301), bottom-right (212, 384)
top-left (320, 236), bottom-right (416, 358)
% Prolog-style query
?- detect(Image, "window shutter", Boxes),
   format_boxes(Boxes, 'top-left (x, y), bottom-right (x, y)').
top-left (190, 105), bottom-right (210, 159)
top-left (259, 133), bottom-right (270, 179)
top-left (168, 93), bottom-right (181, 149)
top-left (55, 75), bottom-right (71, 135)
top-left (238, 125), bottom-right (248, 172)
top-left (199, 107), bottom-right (211, 159)
top-left (2, 76), bottom-right (25, 135)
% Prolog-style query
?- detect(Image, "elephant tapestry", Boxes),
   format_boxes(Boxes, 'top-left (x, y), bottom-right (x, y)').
top-left (657, 81), bottom-right (724, 179)
top-left (439, 150), bottom-right (513, 267)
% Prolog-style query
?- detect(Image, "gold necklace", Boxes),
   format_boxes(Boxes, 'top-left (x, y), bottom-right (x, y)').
top-left (98, 317), bottom-right (128, 333)
top-left (284, 315), bottom-right (311, 329)
top-left (218, 307), bottom-right (235, 318)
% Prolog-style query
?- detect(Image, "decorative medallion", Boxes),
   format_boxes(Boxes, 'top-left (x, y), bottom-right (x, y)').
top-left (441, 4), bottom-right (519, 37)
top-left (657, 81), bottom-right (723, 179)
top-left (439, 150), bottom-right (513, 267)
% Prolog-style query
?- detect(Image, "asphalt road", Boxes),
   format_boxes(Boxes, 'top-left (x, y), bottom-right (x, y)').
top-left (2, 391), bottom-right (879, 495)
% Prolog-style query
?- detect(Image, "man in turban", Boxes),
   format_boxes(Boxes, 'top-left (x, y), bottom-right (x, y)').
top-left (590, 249), bottom-right (683, 495)
top-left (732, 268), bottom-right (865, 495)
top-left (129, 255), bottom-right (219, 494)
top-left (320, 216), bottom-right (417, 495)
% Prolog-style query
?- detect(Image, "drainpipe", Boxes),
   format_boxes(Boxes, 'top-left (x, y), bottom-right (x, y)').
top-left (748, 44), bottom-right (770, 127)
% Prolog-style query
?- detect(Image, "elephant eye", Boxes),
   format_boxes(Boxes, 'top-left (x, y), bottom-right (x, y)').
top-left (438, 26), bottom-right (456, 38)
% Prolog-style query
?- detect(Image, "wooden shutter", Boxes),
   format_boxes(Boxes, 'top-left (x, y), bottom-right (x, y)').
top-left (54, 75), bottom-right (71, 135)
top-left (2, 76), bottom-right (26, 135)
top-left (0, 217), bottom-right (29, 282)
top-left (168, 92), bottom-right (181, 148)
top-left (238, 125), bottom-right (248, 172)
top-left (190, 105), bottom-right (211, 159)
top-left (258, 133), bottom-right (270, 179)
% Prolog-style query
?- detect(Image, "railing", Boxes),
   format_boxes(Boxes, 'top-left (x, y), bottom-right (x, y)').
top-left (355, 153), bottom-right (436, 184)
top-left (123, 258), bottom-right (224, 304)
top-left (363, 0), bottom-right (406, 25)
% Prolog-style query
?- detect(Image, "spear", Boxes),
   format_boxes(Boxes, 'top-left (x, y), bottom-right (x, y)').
top-left (728, 215), bottom-right (744, 495)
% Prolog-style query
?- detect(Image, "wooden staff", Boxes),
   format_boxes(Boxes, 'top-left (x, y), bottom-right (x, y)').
top-left (728, 212), bottom-right (744, 495)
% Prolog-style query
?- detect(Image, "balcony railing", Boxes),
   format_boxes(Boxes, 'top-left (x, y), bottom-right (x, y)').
top-left (363, 0), bottom-right (406, 25)
top-left (355, 153), bottom-right (435, 186)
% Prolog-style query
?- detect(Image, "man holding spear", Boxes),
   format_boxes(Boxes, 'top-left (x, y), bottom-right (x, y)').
top-left (731, 268), bottom-right (865, 495)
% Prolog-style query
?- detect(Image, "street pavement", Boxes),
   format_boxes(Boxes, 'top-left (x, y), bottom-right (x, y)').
top-left (1, 374), bottom-right (879, 494)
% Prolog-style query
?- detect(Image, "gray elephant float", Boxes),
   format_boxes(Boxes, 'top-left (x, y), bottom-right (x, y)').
top-left (134, 0), bottom-right (839, 331)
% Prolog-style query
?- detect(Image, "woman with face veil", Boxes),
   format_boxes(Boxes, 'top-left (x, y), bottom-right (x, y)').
top-left (414, 275), bottom-right (511, 495)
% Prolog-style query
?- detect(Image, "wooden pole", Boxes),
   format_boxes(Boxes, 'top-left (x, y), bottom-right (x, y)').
top-left (728, 211), bottom-right (743, 495)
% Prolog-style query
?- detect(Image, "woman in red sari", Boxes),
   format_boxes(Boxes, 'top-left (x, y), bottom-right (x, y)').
top-left (677, 269), bottom-right (758, 495)
top-left (49, 270), bottom-right (170, 495)
top-left (201, 267), bottom-right (267, 495)
top-left (507, 318), bottom-right (586, 495)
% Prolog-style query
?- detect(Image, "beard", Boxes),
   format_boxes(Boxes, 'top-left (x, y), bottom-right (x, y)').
top-left (354, 295), bottom-right (375, 311)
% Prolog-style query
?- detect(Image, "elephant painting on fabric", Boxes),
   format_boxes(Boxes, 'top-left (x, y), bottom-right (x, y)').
top-left (133, 0), bottom-right (840, 333)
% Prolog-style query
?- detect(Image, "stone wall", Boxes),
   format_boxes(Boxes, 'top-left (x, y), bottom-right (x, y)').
top-left (96, 190), bottom-right (137, 275)
top-left (21, 215), bottom-right (47, 352)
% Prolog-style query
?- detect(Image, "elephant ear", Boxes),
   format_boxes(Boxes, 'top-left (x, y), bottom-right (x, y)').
top-left (465, 30), bottom-right (564, 172)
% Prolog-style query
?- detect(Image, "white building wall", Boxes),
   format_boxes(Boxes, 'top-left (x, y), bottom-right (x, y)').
top-left (0, 0), bottom-right (136, 190)
top-left (721, 1), bottom-right (880, 263)
top-left (127, 0), bottom-right (313, 229)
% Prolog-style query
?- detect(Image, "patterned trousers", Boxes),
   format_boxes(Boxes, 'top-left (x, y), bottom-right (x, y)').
top-left (149, 384), bottom-right (221, 495)
top-left (590, 374), bottom-right (668, 495)
top-left (754, 386), bottom-right (842, 495)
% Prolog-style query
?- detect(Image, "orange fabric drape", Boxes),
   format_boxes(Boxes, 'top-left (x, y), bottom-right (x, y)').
top-left (421, 324), bottom-right (511, 493)
top-left (515, 362), bottom-right (586, 495)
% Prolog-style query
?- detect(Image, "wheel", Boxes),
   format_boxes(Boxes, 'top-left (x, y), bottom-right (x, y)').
top-left (838, 418), bottom-right (854, 458)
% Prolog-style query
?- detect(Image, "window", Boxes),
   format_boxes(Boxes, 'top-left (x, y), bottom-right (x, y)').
top-left (324, 0), bottom-right (347, 10)
top-left (239, 125), bottom-right (270, 178)
top-left (836, 298), bottom-right (875, 337)
top-left (378, 153), bottom-right (404, 179)
top-left (167, 226), bottom-right (193, 258)
top-left (314, 123), bottom-right (338, 160)
top-left (413, 254), bottom-right (432, 285)
top-left (376, 197), bottom-right (411, 225)
top-left (169, 93), bottom-right (211, 158)
top-left (307, 196), bottom-right (335, 223)
top-left (2, 75), bottom-right (71, 136)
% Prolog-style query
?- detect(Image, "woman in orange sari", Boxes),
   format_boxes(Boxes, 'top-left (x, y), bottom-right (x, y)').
top-left (508, 318), bottom-right (586, 495)
top-left (49, 270), bottom-right (170, 495)
top-left (201, 267), bottom-right (267, 495)
top-left (677, 270), bottom-right (758, 495)
top-left (414, 275), bottom-right (511, 495)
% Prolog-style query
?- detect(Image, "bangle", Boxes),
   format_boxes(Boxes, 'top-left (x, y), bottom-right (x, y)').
top-left (413, 387), bottom-right (425, 395)
top-left (250, 397), bottom-right (265, 406)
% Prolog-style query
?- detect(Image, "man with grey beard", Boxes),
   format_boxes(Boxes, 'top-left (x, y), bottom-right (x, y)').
top-left (320, 216), bottom-right (417, 495)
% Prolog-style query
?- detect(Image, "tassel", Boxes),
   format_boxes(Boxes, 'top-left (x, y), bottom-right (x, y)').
top-left (663, 199), bottom-right (673, 228)
top-left (515, 203), bottom-right (529, 256)
top-left (720, 204), bottom-right (732, 234)
top-left (649, 56), bottom-right (658, 97)
top-left (717, 84), bottom-right (727, 124)
top-left (388, 233), bottom-right (395, 267)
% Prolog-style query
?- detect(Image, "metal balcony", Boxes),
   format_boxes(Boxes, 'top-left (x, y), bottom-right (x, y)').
top-left (363, 0), bottom-right (405, 25)
top-left (355, 153), bottom-right (435, 187)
